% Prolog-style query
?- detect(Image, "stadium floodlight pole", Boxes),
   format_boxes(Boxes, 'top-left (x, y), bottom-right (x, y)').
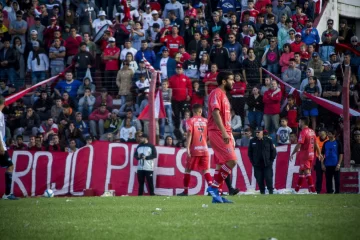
top-left (343, 66), bottom-right (351, 168)
top-left (148, 71), bottom-right (157, 145)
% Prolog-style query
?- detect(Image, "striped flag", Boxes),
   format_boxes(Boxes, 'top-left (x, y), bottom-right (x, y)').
top-left (138, 89), bottom-right (166, 120)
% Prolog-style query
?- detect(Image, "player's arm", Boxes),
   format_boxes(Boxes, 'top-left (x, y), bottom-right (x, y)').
top-left (290, 143), bottom-right (301, 160)
top-left (212, 109), bottom-right (230, 144)
top-left (0, 135), bottom-right (5, 154)
top-left (186, 130), bottom-right (193, 157)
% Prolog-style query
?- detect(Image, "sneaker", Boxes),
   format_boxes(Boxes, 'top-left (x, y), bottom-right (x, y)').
top-left (290, 189), bottom-right (298, 194)
top-left (211, 196), bottom-right (224, 203)
top-left (229, 188), bottom-right (240, 196)
top-left (221, 197), bottom-right (234, 203)
top-left (177, 192), bottom-right (188, 196)
top-left (207, 186), bottom-right (219, 198)
top-left (2, 194), bottom-right (19, 200)
top-left (100, 191), bottom-right (113, 197)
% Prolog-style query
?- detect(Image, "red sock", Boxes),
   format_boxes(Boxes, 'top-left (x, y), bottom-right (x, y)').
top-left (218, 182), bottom-right (224, 195)
top-left (295, 175), bottom-right (305, 192)
top-left (212, 164), bottom-right (232, 188)
top-left (204, 172), bottom-right (213, 186)
top-left (183, 173), bottom-right (190, 194)
top-left (306, 174), bottom-right (315, 193)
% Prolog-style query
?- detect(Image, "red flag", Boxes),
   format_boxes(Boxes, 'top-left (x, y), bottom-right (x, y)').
top-left (336, 43), bottom-right (360, 56)
top-left (138, 90), bottom-right (166, 120)
top-left (120, 0), bottom-right (131, 21)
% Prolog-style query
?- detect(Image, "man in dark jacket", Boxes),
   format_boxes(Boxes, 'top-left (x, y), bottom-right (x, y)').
top-left (209, 37), bottom-right (230, 70)
top-left (248, 126), bottom-right (277, 194)
top-left (73, 42), bottom-right (95, 80)
top-left (134, 134), bottom-right (157, 196)
top-left (0, 39), bottom-right (17, 85)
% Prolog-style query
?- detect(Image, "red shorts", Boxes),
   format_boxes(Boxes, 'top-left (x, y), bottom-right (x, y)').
top-left (208, 131), bottom-right (237, 165)
top-left (299, 158), bottom-right (313, 171)
top-left (186, 155), bottom-right (209, 171)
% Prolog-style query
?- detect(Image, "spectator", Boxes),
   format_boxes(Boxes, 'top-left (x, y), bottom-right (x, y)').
top-left (129, 21), bottom-right (145, 51)
top-left (0, 39), bottom-right (16, 85)
top-left (338, 19), bottom-right (354, 44)
top-left (54, 71), bottom-right (82, 99)
top-left (278, 13), bottom-right (287, 32)
top-left (85, 135), bottom-right (93, 146)
top-left (287, 29), bottom-right (296, 44)
top-left (62, 92), bottom-right (77, 110)
top-left (278, 19), bottom-right (294, 50)
top-left (230, 72), bottom-right (247, 123)
top-left (83, 32), bottom-right (96, 57)
top-left (33, 90), bottom-right (52, 121)
top-left (2, 83), bottom-right (16, 97)
top-left (154, 47), bottom-right (176, 81)
top-left (77, 77), bottom-right (96, 97)
top-left (320, 61), bottom-right (335, 88)
top-left (94, 88), bottom-right (113, 110)
top-left (119, 108), bottom-right (141, 131)
top-left (281, 94), bottom-right (299, 134)
top-left (273, 0), bottom-right (291, 20)
top-left (160, 80), bottom-right (174, 139)
top-left (260, 14), bottom-right (279, 40)
top-left (253, 30), bottom-right (268, 60)
top-left (241, 1), bottom-right (259, 24)
top-left (120, 118), bottom-right (137, 143)
top-left (39, 117), bottom-right (58, 142)
top-left (27, 41), bottom-right (49, 85)
top-left (120, 39), bottom-right (137, 61)
top-left (179, 109), bottom-right (191, 140)
top-left (49, 38), bottom-right (66, 76)
top-left (149, 10), bottom-right (164, 30)
top-left (102, 37), bottom-right (120, 93)
top-left (76, 0), bottom-right (99, 34)
top-left (231, 109), bottom-right (242, 134)
top-left (247, 85), bottom-right (264, 129)
top-left (238, 127), bottom-right (253, 147)
top-left (319, 34), bottom-right (335, 62)
top-left (65, 139), bottom-right (78, 153)
top-left (73, 42), bottom-right (95, 80)
top-left (248, 126), bottom-right (277, 194)
top-left (263, 4), bottom-right (277, 23)
top-left (178, 45), bottom-right (190, 63)
top-left (9, 10), bottom-right (27, 44)
top-left (78, 87), bottom-right (95, 119)
top-left (187, 30), bottom-right (201, 54)
top-left (51, 97), bottom-right (63, 123)
top-left (242, 48), bottom-right (262, 86)
top-left (302, 75), bottom-right (319, 133)
top-left (15, 107), bottom-right (40, 137)
top-left (113, 16), bottom-right (130, 49)
top-left (12, 135), bottom-right (28, 150)
top-left (263, 80), bottom-right (282, 134)
top-left (279, 43), bottom-right (294, 72)
top-left (228, 51), bottom-right (242, 74)
top-left (64, 122), bottom-right (85, 148)
top-left (12, 36), bottom-right (25, 83)
top-left (301, 18), bottom-right (319, 45)
top-left (168, 63), bottom-right (192, 139)
top-left (351, 129), bottom-right (360, 164)
top-left (291, 4), bottom-right (308, 33)
top-left (163, 0), bottom-right (184, 20)
top-left (197, 37), bottom-right (211, 60)
top-left (224, 32), bottom-right (242, 59)
top-left (89, 103), bottom-right (110, 139)
top-left (101, 109), bottom-right (121, 140)
top-left (282, 58), bottom-right (301, 92)
top-left (57, 104), bottom-right (75, 134)
top-left (43, 17), bottom-right (61, 48)
top-left (29, 135), bottom-right (46, 151)
top-left (263, 37), bottom-right (280, 75)
top-left (307, 52), bottom-right (323, 79)
top-left (47, 134), bottom-right (62, 152)
top-left (164, 135), bottom-right (175, 146)
top-left (116, 60), bottom-right (134, 103)
top-left (134, 40), bottom-right (156, 65)
top-left (321, 128), bottom-right (343, 194)
top-left (91, 10), bottom-right (112, 34)
top-left (65, 27), bottom-right (82, 66)
top-left (160, 25), bottom-right (184, 58)
top-left (121, 52), bottom-right (138, 73)
top-left (29, 16), bottom-right (45, 42)
top-left (74, 112), bottom-right (90, 137)
top-left (183, 50), bottom-right (199, 80)
top-left (321, 19), bottom-right (338, 44)
top-left (276, 117), bottom-right (292, 145)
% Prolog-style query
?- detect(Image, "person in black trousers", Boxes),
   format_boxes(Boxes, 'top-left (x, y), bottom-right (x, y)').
top-left (134, 134), bottom-right (157, 196)
top-left (314, 127), bottom-right (328, 194)
top-left (248, 127), bottom-right (277, 194)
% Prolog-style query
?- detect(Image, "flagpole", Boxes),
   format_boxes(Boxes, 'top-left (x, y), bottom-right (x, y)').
top-left (148, 71), bottom-right (157, 145)
top-left (343, 66), bottom-right (351, 168)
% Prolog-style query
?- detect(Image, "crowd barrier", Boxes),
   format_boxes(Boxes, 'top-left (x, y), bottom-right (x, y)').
top-left (0, 142), bottom-right (358, 197)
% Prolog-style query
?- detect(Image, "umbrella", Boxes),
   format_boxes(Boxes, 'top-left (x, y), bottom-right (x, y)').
top-left (93, 24), bottom-right (110, 43)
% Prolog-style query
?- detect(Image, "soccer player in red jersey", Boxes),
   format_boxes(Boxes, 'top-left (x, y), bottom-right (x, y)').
top-left (207, 71), bottom-right (236, 203)
top-left (290, 117), bottom-right (322, 193)
top-left (177, 104), bottom-right (213, 196)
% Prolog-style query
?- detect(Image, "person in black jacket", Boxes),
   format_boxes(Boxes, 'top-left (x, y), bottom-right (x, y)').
top-left (248, 126), bottom-right (277, 194)
top-left (209, 37), bottom-right (229, 70)
top-left (134, 134), bottom-right (157, 196)
top-left (0, 39), bottom-right (17, 85)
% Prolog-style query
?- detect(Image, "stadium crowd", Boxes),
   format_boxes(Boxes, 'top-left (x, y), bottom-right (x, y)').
top-left (0, 0), bottom-right (359, 167)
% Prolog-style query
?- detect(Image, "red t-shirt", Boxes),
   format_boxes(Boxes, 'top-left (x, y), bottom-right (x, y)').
top-left (186, 116), bottom-right (208, 156)
top-left (161, 34), bottom-right (185, 58)
top-left (291, 14), bottom-right (308, 32)
top-left (297, 127), bottom-right (316, 161)
top-left (230, 81), bottom-right (247, 96)
top-left (203, 72), bottom-right (218, 95)
top-left (180, 52), bottom-right (190, 63)
top-left (185, 8), bottom-right (197, 18)
top-left (208, 88), bottom-right (232, 133)
top-left (241, 9), bottom-right (259, 23)
top-left (104, 46), bottom-right (120, 71)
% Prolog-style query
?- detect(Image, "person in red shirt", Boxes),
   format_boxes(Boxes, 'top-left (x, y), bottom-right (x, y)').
top-left (65, 26), bottom-right (82, 66)
top-left (290, 117), bottom-right (322, 193)
top-left (207, 71), bottom-right (236, 203)
top-left (241, 0), bottom-right (259, 23)
top-left (203, 63), bottom-right (218, 117)
top-left (101, 37), bottom-right (120, 92)
top-left (177, 104), bottom-right (212, 196)
top-left (281, 94), bottom-right (299, 134)
top-left (43, 17), bottom-right (62, 48)
top-left (190, 81), bottom-right (204, 107)
top-left (230, 72), bottom-right (247, 124)
top-left (263, 80), bottom-right (282, 134)
top-left (168, 63), bottom-right (192, 138)
top-left (160, 25), bottom-right (185, 58)
top-left (28, 136), bottom-right (46, 151)
top-left (291, 32), bottom-right (305, 53)
top-left (291, 5), bottom-right (308, 33)
top-left (255, 0), bottom-right (271, 14)
top-left (179, 45), bottom-right (190, 63)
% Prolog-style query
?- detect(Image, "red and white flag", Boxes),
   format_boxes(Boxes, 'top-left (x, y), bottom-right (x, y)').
top-left (138, 89), bottom-right (166, 120)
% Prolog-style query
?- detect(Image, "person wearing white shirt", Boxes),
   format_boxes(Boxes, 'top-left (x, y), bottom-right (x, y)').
top-left (142, 4), bottom-right (153, 30)
top-left (149, 10), bottom-right (164, 29)
top-left (120, 118), bottom-right (137, 142)
top-left (120, 40), bottom-right (138, 61)
top-left (162, 0), bottom-right (184, 20)
top-left (91, 10), bottom-right (113, 34)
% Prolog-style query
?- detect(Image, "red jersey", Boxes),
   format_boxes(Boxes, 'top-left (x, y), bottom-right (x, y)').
top-left (230, 81), bottom-right (246, 96)
top-left (161, 34), bottom-right (185, 58)
top-left (185, 8), bottom-right (197, 18)
top-left (297, 127), bottom-right (316, 161)
top-left (180, 52), bottom-right (190, 63)
top-left (241, 9), bottom-right (259, 23)
top-left (186, 116), bottom-right (208, 156)
top-left (208, 88), bottom-right (232, 133)
top-left (291, 41), bottom-right (305, 53)
top-left (103, 46), bottom-right (120, 71)
top-left (203, 72), bottom-right (218, 95)
top-left (291, 14), bottom-right (308, 32)
top-left (255, 0), bottom-right (271, 14)
top-left (168, 74), bottom-right (192, 101)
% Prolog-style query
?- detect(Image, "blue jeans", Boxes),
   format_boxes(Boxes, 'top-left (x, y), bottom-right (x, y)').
top-left (78, 106), bottom-right (93, 119)
top-left (263, 114), bottom-right (280, 134)
top-left (160, 105), bottom-right (174, 138)
top-left (248, 111), bottom-right (263, 129)
top-left (0, 68), bottom-right (16, 84)
top-left (31, 71), bottom-right (46, 85)
top-left (267, 63), bottom-right (279, 76)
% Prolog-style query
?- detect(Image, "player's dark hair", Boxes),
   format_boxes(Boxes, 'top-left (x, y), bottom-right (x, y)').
top-left (216, 71), bottom-right (234, 86)
top-left (299, 116), bottom-right (310, 126)
top-left (192, 104), bottom-right (203, 113)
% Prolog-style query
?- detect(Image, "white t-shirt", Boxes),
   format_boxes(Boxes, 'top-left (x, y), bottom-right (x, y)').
top-left (120, 48), bottom-right (138, 61)
top-left (135, 79), bottom-right (150, 90)
top-left (149, 18), bottom-right (164, 29)
top-left (160, 57), bottom-right (169, 79)
top-left (142, 12), bottom-right (153, 30)
top-left (92, 19), bottom-right (113, 33)
top-left (120, 126), bottom-right (137, 141)
top-left (276, 126), bottom-right (292, 144)
top-left (0, 112), bottom-right (7, 150)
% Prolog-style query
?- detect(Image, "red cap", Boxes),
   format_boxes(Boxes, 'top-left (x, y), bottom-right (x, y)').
top-left (215, 37), bottom-right (223, 42)
top-left (176, 63), bottom-right (183, 68)
top-left (50, 16), bottom-right (57, 21)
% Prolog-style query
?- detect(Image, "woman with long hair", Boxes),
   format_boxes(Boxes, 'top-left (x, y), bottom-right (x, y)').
top-left (63, 122), bottom-right (85, 148)
top-left (12, 36), bottom-right (25, 87)
top-left (279, 43), bottom-right (295, 73)
top-left (121, 52), bottom-right (138, 74)
top-left (230, 72), bottom-right (247, 124)
top-left (253, 30), bottom-right (268, 60)
top-left (246, 85), bottom-right (264, 129)
top-left (198, 53), bottom-right (210, 79)
top-left (228, 51), bottom-right (242, 73)
top-left (164, 135), bottom-right (175, 147)
top-left (339, 19), bottom-right (355, 44)
top-left (116, 60), bottom-right (134, 103)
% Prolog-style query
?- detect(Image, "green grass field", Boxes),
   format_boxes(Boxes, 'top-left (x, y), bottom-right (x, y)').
top-left (0, 195), bottom-right (359, 240)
